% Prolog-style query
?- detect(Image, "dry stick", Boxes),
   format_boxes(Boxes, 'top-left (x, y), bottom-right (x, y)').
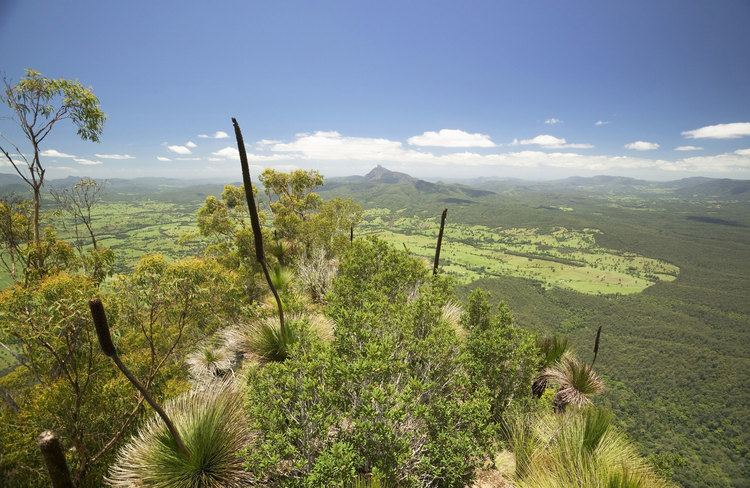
top-left (433, 208), bottom-right (448, 276)
top-left (591, 325), bottom-right (603, 367)
top-left (88, 298), bottom-right (190, 457)
top-left (350, 225), bottom-right (354, 243)
top-left (38, 430), bottom-right (74, 488)
top-left (231, 117), bottom-right (285, 334)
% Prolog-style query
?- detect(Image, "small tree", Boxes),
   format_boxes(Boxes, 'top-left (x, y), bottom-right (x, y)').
top-left (50, 177), bottom-right (106, 250)
top-left (51, 178), bottom-right (114, 283)
top-left (0, 196), bottom-right (33, 281)
top-left (0, 69), bottom-right (106, 243)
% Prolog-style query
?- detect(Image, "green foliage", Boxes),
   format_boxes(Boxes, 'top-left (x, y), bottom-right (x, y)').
top-left (4, 69), bottom-right (106, 143)
top-left (247, 316), bottom-right (300, 363)
top-left (107, 381), bottom-right (251, 487)
top-left (23, 227), bottom-right (77, 282)
top-left (244, 238), bottom-right (495, 486)
top-left (0, 197), bottom-right (33, 280)
top-left (308, 197), bottom-right (363, 257)
top-left (462, 289), bottom-right (540, 421)
top-left (0, 273), bottom-right (127, 486)
top-left (511, 407), bottom-right (676, 488)
top-left (540, 354), bottom-right (604, 412)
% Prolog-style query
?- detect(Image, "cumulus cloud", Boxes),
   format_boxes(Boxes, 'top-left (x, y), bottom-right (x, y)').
top-left (185, 141), bottom-right (197, 149)
top-left (157, 156), bottom-right (172, 162)
top-left (95, 153), bottom-right (134, 159)
top-left (682, 122), bottom-right (750, 140)
top-left (595, 120), bottom-right (610, 126)
top-left (624, 141), bottom-right (659, 151)
top-left (735, 148), bottom-right (750, 156)
top-left (40, 149), bottom-right (75, 158)
top-left (167, 145), bottom-right (192, 155)
top-left (256, 139), bottom-right (282, 147)
top-left (205, 130), bottom-right (750, 176)
top-left (674, 146), bottom-right (702, 152)
top-left (407, 129), bottom-right (496, 148)
top-left (74, 158), bottom-right (103, 166)
top-left (545, 118), bottom-right (562, 125)
top-left (198, 131), bottom-right (229, 139)
top-left (510, 134), bottom-right (593, 149)
top-left (211, 146), bottom-right (289, 162)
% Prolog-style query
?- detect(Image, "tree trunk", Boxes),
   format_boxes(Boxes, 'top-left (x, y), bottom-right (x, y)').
top-left (33, 186), bottom-right (41, 244)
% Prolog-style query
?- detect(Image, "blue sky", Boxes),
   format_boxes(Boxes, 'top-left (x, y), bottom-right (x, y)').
top-left (1, 0), bottom-right (749, 181)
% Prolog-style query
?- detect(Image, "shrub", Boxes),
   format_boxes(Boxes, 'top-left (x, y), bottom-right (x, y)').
top-left (244, 238), bottom-right (496, 487)
top-left (462, 289), bottom-right (539, 421)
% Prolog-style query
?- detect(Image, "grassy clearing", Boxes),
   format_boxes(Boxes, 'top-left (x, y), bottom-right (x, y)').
top-left (360, 210), bottom-right (678, 295)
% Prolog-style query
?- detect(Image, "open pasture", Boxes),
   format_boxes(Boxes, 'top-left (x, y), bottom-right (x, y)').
top-left (361, 210), bottom-right (678, 295)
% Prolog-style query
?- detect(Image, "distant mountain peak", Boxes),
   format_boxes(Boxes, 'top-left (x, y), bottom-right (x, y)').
top-left (364, 165), bottom-right (416, 183)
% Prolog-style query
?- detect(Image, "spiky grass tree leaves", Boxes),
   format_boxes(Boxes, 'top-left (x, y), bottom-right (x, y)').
top-left (107, 381), bottom-right (252, 488)
top-left (512, 408), bottom-right (676, 488)
top-left (532, 335), bottom-right (570, 398)
top-left (540, 354), bottom-right (604, 412)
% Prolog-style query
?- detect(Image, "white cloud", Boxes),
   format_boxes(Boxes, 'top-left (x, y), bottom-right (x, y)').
top-left (545, 118), bottom-right (562, 125)
top-left (74, 158), bottom-right (103, 166)
top-left (212, 147), bottom-right (240, 159)
top-left (51, 166), bottom-right (75, 171)
top-left (624, 141), bottom-right (659, 151)
top-left (95, 153), bottom-right (134, 160)
top-left (167, 145), bottom-right (192, 155)
top-left (674, 145), bottom-right (702, 152)
top-left (185, 141), bottom-right (197, 149)
top-left (203, 130), bottom-right (750, 176)
top-left (272, 131), bottom-right (412, 159)
top-left (40, 149), bottom-right (75, 158)
top-left (256, 139), bottom-right (282, 147)
top-left (157, 156), bottom-right (172, 162)
top-left (175, 157), bottom-right (201, 161)
top-left (407, 129), bottom-right (496, 148)
top-left (682, 122), bottom-right (750, 140)
top-left (211, 146), bottom-right (289, 162)
top-left (595, 120), bottom-right (610, 126)
top-left (198, 131), bottom-right (229, 139)
top-left (510, 134), bottom-right (593, 149)
top-left (735, 148), bottom-right (750, 156)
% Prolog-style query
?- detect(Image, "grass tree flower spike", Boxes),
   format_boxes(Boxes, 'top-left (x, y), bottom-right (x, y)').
top-left (38, 430), bottom-right (74, 488)
top-left (433, 208), bottom-right (448, 276)
top-left (88, 297), bottom-right (190, 457)
top-left (231, 117), bottom-right (285, 334)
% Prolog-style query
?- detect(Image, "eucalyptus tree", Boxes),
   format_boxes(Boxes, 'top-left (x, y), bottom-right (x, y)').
top-left (0, 69), bottom-right (105, 243)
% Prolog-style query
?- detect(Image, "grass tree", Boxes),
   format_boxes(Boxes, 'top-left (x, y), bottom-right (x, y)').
top-left (37, 430), bottom-right (74, 488)
top-left (0, 69), bottom-right (105, 243)
top-left (106, 381), bottom-right (252, 488)
top-left (512, 408), bottom-right (675, 488)
top-left (89, 297), bottom-right (189, 457)
top-left (432, 208), bottom-right (447, 276)
top-left (539, 354), bottom-right (604, 412)
top-left (232, 118), bottom-right (285, 333)
top-left (532, 335), bottom-right (570, 398)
